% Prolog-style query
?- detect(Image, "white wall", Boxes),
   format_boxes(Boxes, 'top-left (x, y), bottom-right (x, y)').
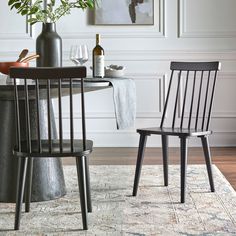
top-left (1, 0), bottom-right (236, 147)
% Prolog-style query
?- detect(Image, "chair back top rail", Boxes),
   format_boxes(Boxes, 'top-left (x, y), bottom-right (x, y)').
top-left (170, 61), bottom-right (220, 71)
top-left (161, 61), bottom-right (220, 131)
top-left (10, 66), bottom-right (86, 80)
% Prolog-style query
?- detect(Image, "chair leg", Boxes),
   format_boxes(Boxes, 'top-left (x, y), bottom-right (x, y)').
top-left (201, 136), bottom-right (215, 192)
top-left (180, 137), bottom-right (188, 203)
top-left (14, 157), bottom-right (28, 230)
top-left (161, 135), bottom-right (168, 186)
top-left (132, 133), bottom-right (148, 197)
top-left (84, 156), bottom-right (92, 213)
top-left (76, 156), bottom-right (88, 230)
top-left (25, 158), bottom-right (33, 213)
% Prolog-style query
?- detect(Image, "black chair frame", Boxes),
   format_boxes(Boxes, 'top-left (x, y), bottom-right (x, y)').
top-left (133, 61), bottom-right (220, 203)
top-left (10, 66), bottom-right (92, 230)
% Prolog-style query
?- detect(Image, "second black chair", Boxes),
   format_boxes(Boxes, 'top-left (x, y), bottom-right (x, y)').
top-left (10, 66), bottom-right (92, 230)
top-left (133, 61), bottom-right (220, 203)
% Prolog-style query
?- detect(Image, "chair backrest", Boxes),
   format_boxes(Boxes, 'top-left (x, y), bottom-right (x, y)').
top-left (160, 61), bottom-right (220, 130)
top-left (9, 66), bottom-right (87, 154)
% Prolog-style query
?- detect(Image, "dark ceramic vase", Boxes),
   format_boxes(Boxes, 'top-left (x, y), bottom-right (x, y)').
top-left (36, 23), bottom-right (62, 67)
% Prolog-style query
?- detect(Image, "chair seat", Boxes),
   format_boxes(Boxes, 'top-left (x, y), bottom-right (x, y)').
top-left (14, 139), bottom-right (93, 158)
top-left (137, 127), bottom-right (212, 137)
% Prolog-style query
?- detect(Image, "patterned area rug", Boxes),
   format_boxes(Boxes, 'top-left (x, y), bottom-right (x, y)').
top-left (1, 165), bottom-right (236, 236)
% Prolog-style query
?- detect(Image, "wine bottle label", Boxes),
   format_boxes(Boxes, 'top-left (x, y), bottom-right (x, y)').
top-left (94, 55), bottom-right (104, 77)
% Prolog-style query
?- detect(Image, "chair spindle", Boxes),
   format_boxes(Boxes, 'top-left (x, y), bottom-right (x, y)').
top-left (172, 70), bottom-right (182, 128)
top-left (24, 79), bottom-right (31, 153)
top-left (69, 78), bottom-right (74, 152)
top-left (202, 71), bottom-right (211, 130)
top-left (58, 79), bottom-right (63, 153)
top-left (195, 71), bottom-right (204, 130)
top-left (188, 71), bottom-right (197, 129)
top-left (14, 79), bottom-right (21, 152)
top-left (81, 78), bottom-right (86, 151)
top-left (180, 70), bottom-right (189, 129)
top-left (47, 79), bottom-right (52, 153)
top-left (160, 70), bottom-right (174, 128)
top-left (35, 79), bottom-right (42, 153)
top-left (206, 70), bottom-right (218, 130)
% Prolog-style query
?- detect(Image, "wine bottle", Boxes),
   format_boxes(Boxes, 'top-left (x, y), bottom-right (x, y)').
top-left (93, 34), bottom-right (105, 78)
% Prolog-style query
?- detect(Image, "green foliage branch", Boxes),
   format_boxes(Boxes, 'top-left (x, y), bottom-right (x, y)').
top-left (8, 0), bottom-right (96, 25)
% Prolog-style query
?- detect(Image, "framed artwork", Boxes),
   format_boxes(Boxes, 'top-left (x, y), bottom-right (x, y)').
top-left (94, 0), bottom-right (154, 25)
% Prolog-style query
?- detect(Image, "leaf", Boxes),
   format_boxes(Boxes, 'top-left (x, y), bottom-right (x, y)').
top-left (29, 7), bottom-right (38, 14)
top-left (8, 0), bottom-right (17, 6)
top-left (21, 9), bottom-right (28, 15)
top-left (30, 21), bottom-right (38, 25)
top-left (27, 18), bottom-right (38, 23)
top-left (14, 2), bottom-right (21, 9)
top-left (86, 2), bottom-right (94, 8)
top-left (28, 19), bottom-right (38, 25)
top-left (18, 1), bottom-right (29, 12)
top-left (10, 1), bottom-right (20, 9)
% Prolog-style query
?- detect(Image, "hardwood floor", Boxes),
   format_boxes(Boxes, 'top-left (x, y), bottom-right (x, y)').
top-left (63, 147), bottom-right (236, 190)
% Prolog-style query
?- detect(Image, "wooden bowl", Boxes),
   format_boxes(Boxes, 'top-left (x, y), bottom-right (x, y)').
top-left (0, 62), bottom-right (29, 75)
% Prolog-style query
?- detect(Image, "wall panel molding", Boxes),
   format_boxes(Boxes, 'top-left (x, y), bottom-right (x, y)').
top-left (178, 0), bottom-right (236, 38)
top-left (61, 130), bottom-right (236, 147)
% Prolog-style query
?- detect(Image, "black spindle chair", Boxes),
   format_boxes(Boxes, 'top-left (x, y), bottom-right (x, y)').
top-left (10, 67), bottom-right (92, 230)
top-left (133, 61), bottom-right (220, 203)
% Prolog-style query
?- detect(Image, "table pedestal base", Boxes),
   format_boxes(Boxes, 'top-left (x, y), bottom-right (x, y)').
top-left (0, 100), bottom-right (66, 203)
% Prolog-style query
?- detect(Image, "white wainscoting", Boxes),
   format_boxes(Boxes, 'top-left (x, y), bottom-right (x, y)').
top-left (0, 0), bottom-right (236, 147)
top-left (178, 0), bottom-right (236, 38)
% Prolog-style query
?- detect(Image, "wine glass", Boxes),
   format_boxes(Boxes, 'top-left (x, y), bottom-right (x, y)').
top-left (70, 45), bottom-right (78, 65)
top-left (70, 45), bottom-right (89, 66)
